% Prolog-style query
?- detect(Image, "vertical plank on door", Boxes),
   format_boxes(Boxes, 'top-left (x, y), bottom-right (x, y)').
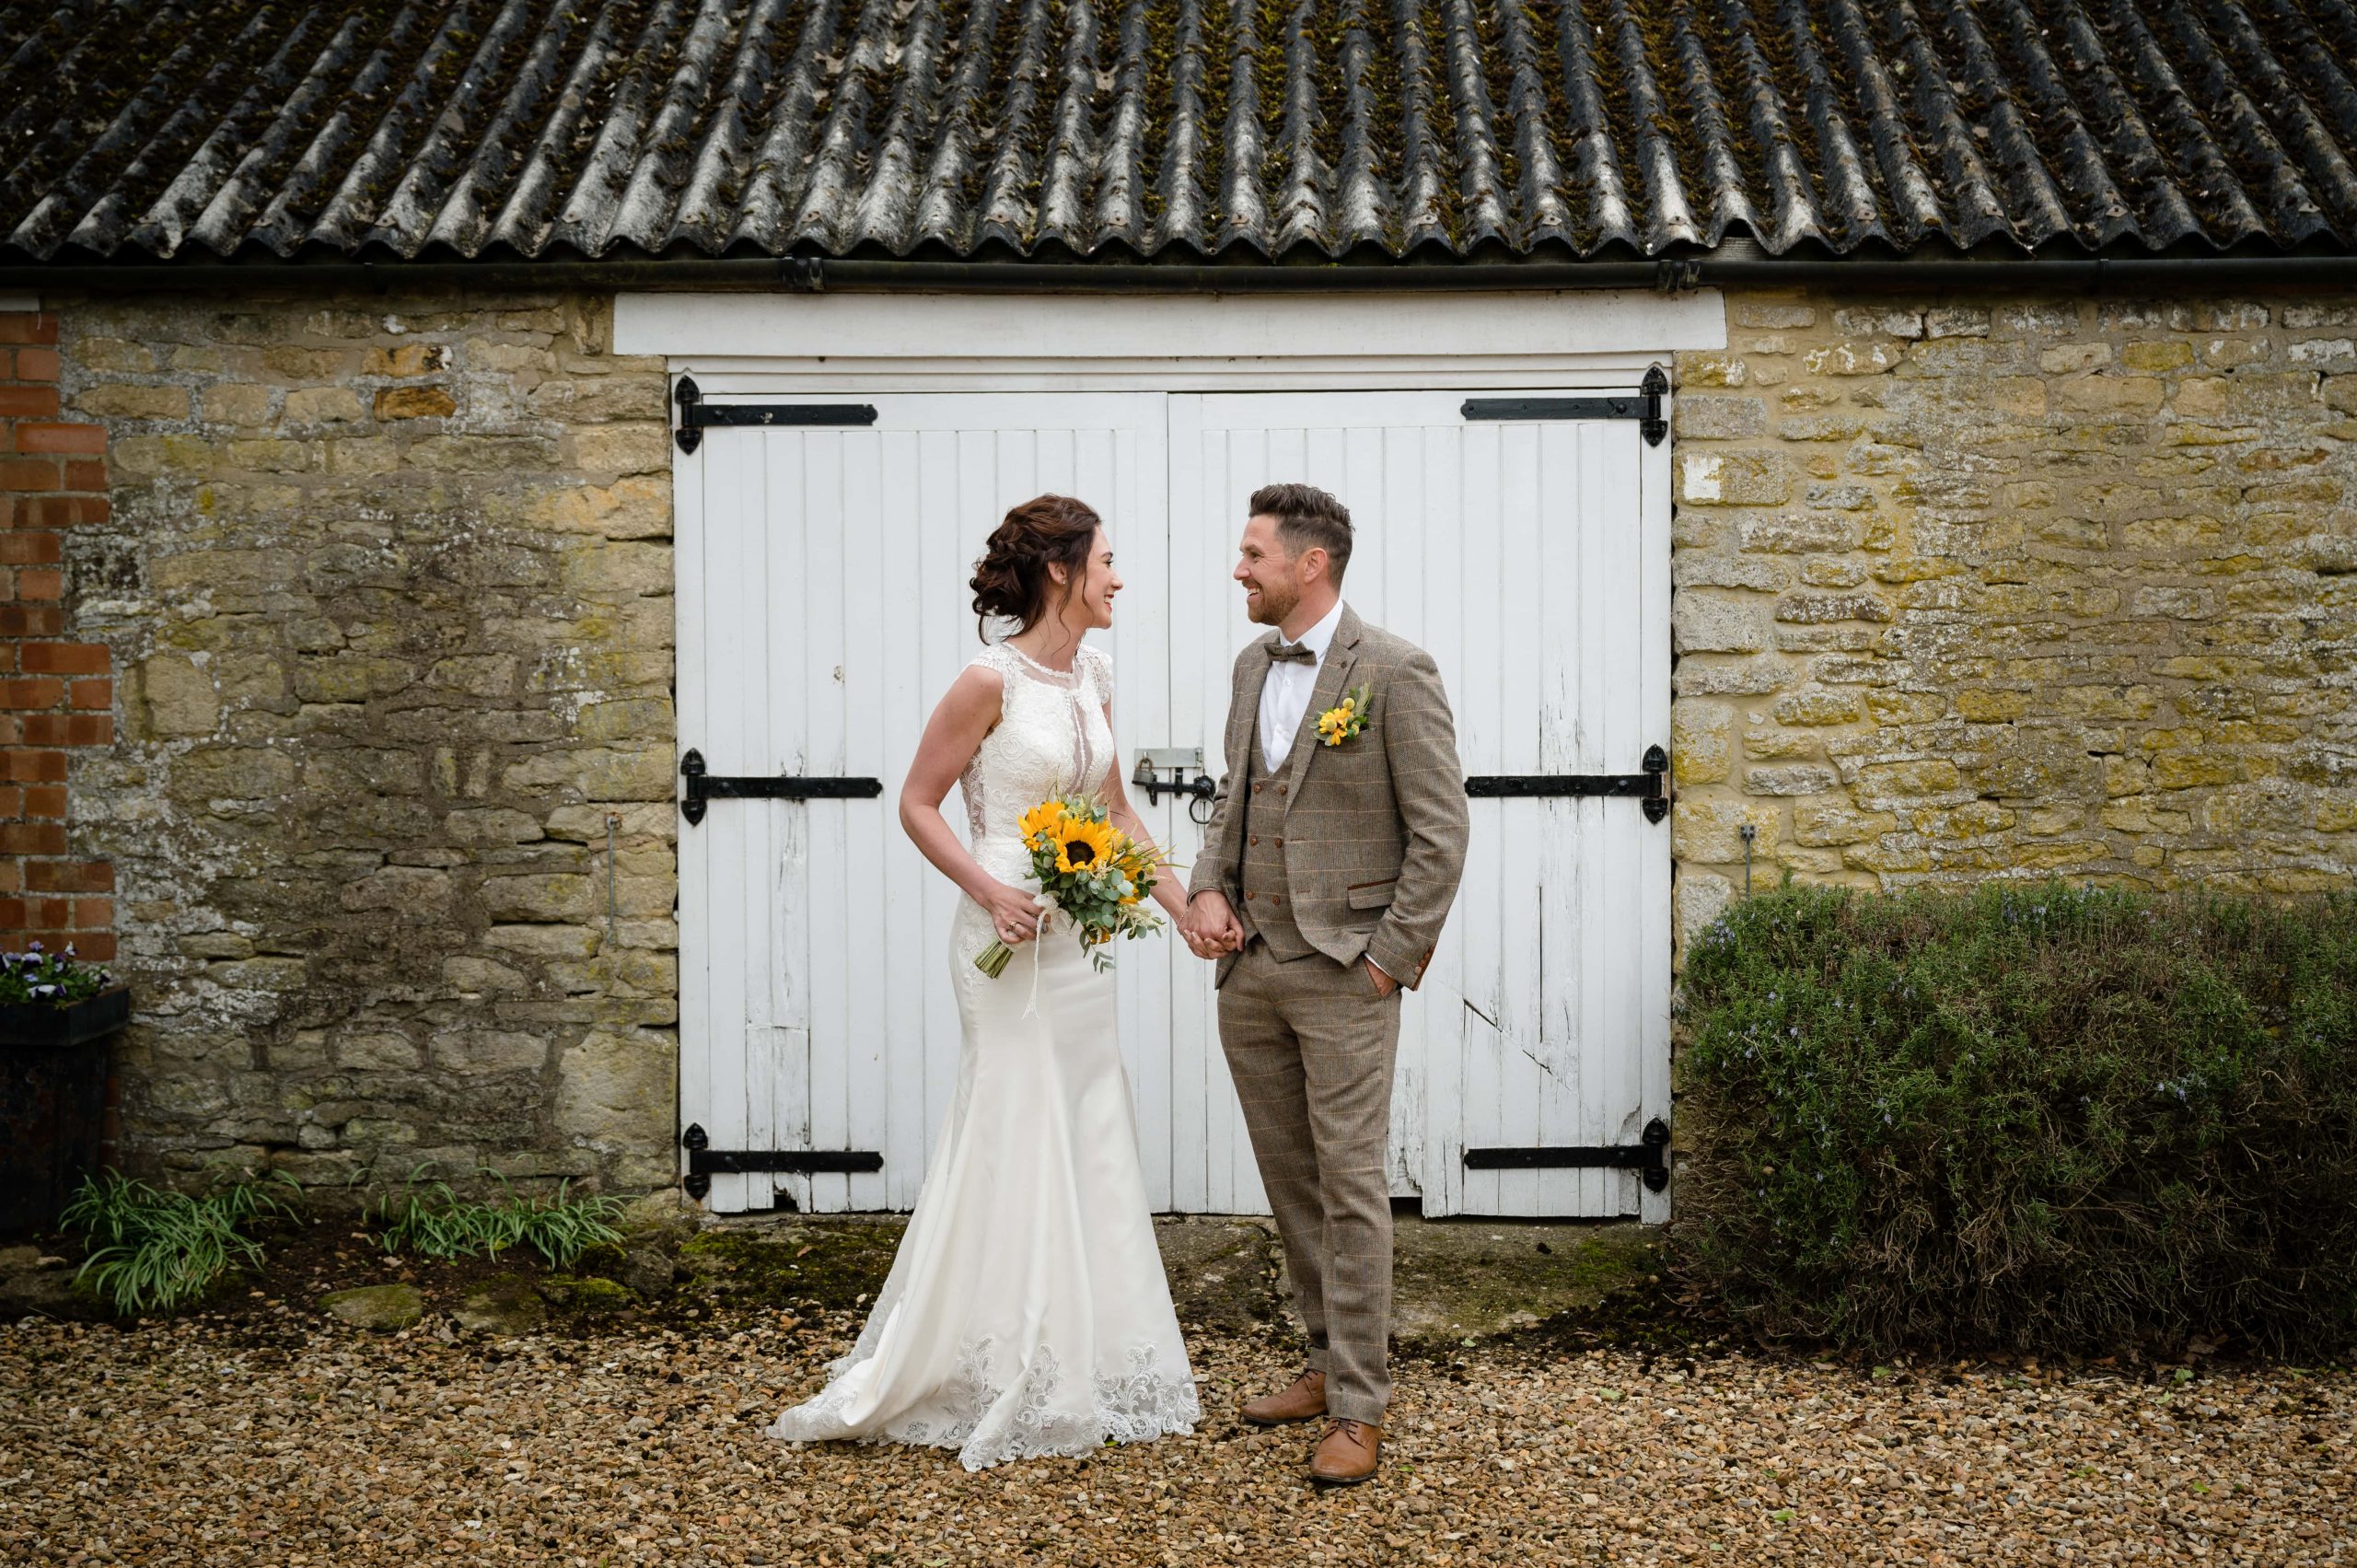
top-left (1538, 423), bottom-right (1589, 1216)
top-left (762, 432), bottom-right (814, 1213)
top-left (1493, 424), bottom-right (1546, 1217)
top-left (872, 432), bottom-right (925, 1209)
top-left (1637, 383), bottom-right (1675, 1225)
top-left (1453, 420), bottom-right (1504, 1217)
top-left (801, 434), bottom-right (852, 1212)
top-left (1165, 399), bottom-right (1211, 1214)
top-left (703, 425), bottom-right (761, 1214)
top-left (674, 416), bottom-right (714, 1208)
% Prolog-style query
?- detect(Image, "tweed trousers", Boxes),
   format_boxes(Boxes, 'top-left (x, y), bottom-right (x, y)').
top-left (1219, 935), bottom-right (1401, 1425)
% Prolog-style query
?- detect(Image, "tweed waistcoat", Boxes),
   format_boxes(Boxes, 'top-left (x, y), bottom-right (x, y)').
top-left (1236, 729), bottom-right (1316, 961)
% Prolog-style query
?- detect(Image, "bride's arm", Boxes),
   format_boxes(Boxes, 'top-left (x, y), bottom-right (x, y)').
top-left (1099, 699), bottom-right (1190, 923)
top-left (901, 667), bottom-right (1041, 941)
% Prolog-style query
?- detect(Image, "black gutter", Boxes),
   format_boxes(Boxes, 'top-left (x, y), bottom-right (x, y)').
top-left (6, 255), bottom-right (2355, 293)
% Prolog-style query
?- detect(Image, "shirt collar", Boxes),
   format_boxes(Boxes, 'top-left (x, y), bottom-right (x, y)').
top-left (1284, 598), bottom-right (1347, 665)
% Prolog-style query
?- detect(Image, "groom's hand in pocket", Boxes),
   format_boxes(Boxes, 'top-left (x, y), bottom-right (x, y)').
top-left (1364, 958), bottom-right (1398, 998)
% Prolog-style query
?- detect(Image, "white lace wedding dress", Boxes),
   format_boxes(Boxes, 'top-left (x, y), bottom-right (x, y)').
top-left (764, 640), bottom-right (1201, 1470)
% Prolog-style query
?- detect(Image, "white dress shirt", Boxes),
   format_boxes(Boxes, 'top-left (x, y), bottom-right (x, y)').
top-left (1258, 598), bottom-right (1346, 771)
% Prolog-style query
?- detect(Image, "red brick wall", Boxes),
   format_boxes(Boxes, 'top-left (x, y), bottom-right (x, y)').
top-left (0, 309), bottom-right (112, 963)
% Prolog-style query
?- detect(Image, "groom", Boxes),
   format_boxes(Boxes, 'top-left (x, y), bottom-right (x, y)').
top-left (1179, 483), bottom-right (1469, 1487)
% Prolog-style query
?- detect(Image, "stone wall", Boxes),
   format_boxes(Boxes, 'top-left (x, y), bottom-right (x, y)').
top-left (1669, 289), bottom-right (2357, 957)
top-left (56, 288), bottom-right (679, 1191)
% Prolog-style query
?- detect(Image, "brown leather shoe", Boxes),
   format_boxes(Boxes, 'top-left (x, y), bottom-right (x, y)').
top-left (1309, 1418), bottom-right (1381, 1486)
top-left (1240, 1368), bottom-right (1326, 1425)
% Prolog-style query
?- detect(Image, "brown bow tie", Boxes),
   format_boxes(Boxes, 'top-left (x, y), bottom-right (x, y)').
top-left (1269, 640), bottom-right (1317, 665)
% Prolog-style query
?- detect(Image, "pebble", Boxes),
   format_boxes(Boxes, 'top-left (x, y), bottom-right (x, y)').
top-left (1, 1310), bottom-right (2349, 1563)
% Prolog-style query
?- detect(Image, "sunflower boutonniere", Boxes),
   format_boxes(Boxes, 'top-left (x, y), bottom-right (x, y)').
top-left (1315, 685), bottom-right (1373, 749)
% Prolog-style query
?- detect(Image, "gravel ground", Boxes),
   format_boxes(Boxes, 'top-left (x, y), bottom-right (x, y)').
top-left (4, 1306), bottom-right (2350, 1566)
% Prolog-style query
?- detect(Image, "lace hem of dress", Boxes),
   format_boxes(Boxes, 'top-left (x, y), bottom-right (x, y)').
top-left (764, 1337), bottom-right (1201, 1471)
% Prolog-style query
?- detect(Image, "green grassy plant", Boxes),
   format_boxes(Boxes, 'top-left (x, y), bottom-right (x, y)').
top-left (60, 1169), bottom-right (303, 1317)
top-left (367, 1167), bottom-right (623, 1271)
top-left (1677, 880), bottom-right (2357, 1358)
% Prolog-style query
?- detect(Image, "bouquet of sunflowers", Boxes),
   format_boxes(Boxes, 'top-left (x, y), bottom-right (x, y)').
top-left (975, 795), bottom-right (1172, 977)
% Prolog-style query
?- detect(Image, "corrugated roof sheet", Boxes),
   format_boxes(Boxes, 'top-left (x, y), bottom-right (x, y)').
top-left (6, 0), bottom-right (2356, 266)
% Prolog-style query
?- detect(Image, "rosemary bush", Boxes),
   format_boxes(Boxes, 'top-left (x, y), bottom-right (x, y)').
top-left (60, 1169), bottom-right (303, 1317)
top-left (368, 1167), bottom-right (623, 1271)
top-left (1677, 880), bottom-right (2357, 1358)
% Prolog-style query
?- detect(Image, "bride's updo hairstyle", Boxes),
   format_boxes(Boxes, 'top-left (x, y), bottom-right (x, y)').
top-left (970, 494), bottom-right (1103, 640)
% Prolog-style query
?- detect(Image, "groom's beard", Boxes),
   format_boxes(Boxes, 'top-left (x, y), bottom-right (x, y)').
top-left (1244, 578), bottom-right (1298, 626)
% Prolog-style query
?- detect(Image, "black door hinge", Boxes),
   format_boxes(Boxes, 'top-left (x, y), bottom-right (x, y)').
top-left (1465, 744), bottom-right (1669, 823)
top-left (1461, 365), bottom-right (1668, 447)
top-left (1464, 1118), bottom-right (1671, 1193)
top-left (679, 1122), bottom-right (882, 1201)
top-left (672, 375), bottom-right (877, 453)
top-left (679, 749), bottom-right (882, 825)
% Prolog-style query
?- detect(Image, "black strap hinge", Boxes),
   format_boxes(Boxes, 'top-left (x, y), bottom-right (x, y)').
top-left (679, 748), bottom-right (883, 825)
top-left (1462, 365), bottom-right (1668, 447)
top-left (1464, 745), bottom-right (1668, 822)
top-left (672, 375), bottom-right (877, 453)
top-left (679, 1123), bottom-right (881, 1200)
top-left (1464, 1118), bottom-right (1671, 1192)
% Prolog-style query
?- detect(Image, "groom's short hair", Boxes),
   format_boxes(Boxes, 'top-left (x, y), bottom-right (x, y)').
top-left (1250, 483), bottom-right (1353, 583)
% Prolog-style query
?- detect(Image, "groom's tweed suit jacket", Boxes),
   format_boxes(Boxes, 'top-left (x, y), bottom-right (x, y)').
top-left (1189, 606), bottom-right (1469, 989)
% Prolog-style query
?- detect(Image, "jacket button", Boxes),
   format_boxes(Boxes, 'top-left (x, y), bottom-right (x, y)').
top-left (1249, 834), bottom-right (1260, 845)
top-left (1271, 895), bottom-right (1283, 906)
top-left (1274, 837), bottom-right (1284, 848)
top-left (1252, 783), bottom-right (1262, 795)
top-left (1245, 890), bottom-right (1256, 901)
top-left (1277, 784), bottom-right (1288, 796)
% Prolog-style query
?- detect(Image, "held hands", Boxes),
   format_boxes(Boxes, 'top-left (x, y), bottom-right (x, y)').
top-left (1179, 891), bottom-right (1245, 959)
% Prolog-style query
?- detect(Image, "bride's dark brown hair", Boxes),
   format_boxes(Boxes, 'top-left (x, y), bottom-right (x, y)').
top-left (970, 494), bottom-right (1103, 640)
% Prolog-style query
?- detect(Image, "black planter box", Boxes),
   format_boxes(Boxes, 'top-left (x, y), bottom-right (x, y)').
top-left (1, 985), bottom-right (131, 1233)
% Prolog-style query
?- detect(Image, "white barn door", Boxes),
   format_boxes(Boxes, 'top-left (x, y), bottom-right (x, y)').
top-left (677, 393), bottom-right (1168, 1213)
top-left (1167, 392), bottom-right (1671, 1219)
top-left (679, 382), bottom-right (1668, 1220)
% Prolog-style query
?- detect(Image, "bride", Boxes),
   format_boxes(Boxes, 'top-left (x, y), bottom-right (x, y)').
top-left (765, 494), bottom-right (1202, 1469)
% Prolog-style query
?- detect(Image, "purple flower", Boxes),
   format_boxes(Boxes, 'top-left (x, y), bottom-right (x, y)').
top-left (63, 943), bottom-right (75, 958)
top-left (28, 940), bottom-right (43, 953)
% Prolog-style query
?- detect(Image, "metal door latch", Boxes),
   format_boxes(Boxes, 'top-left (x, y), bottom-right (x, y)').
top-left (1133, 749), bottom-right (1216, 823)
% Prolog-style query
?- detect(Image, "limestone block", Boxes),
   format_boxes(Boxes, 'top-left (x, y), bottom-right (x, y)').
top-left (1675, 871), bottom-right (1735, 954)
top-left (1673, 797), bottom-right (1781, 863)
top-left (1772, 683), bottom-right (1866, 726)
top-left (1773, 590), bottom-right (1893, 624)
top-left (444, 956), bottom-right (529, 994)
top-left (1678, 451), bottom-right (1786, 505)
top-left (485, 924), bottom-right (602, 959)
top-left (1672, 594), bottom-right (1771, 655)
top-left (335, 1032), bottom-right (424, 1070)
top-left (1669, 702), bottom-right (1733, 784)
top-left (498, 745), bottom-right (675, 801)
top-left (1792, 800), bottom-right (1896, 846)
top-left (75, 382), bottom-right (189, 419)
top-left (429, 1028), bottom-right (551, 1074)
top-left (200, 383), bottom-right (273, 425)
top-left (447, 807), bottom-right (546, 845)
top-left (375, 384), bottom-right (457, 419)
top-left (1674, 396), bottom-right (1768, 440)
top-left (573, 423), bottom-right (672, 476)
top-left (338, 866), bottom-right (453, 916)
top-left (556, 1027), bottom-right (677, 1150)
top-left (284, 386), bottom-right (366, 424)
top-left (1671, 656), bottom-right (1794, 696)
top-left (135, 653), bottom-right (221, 738)
top-left (482, 874), bottom-right (595, 923)
top-left (1744, 765), bottom-right (1840, 796)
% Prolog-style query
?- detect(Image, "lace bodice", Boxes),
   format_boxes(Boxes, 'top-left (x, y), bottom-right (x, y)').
top-left (958, 641), bottom-right (1115, 881)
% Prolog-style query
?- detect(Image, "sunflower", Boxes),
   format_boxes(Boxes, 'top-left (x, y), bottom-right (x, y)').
top-left (1054, 817), bottom-right (1119, 875)
top-left (1019, 800), bottom-right (1067, 848)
